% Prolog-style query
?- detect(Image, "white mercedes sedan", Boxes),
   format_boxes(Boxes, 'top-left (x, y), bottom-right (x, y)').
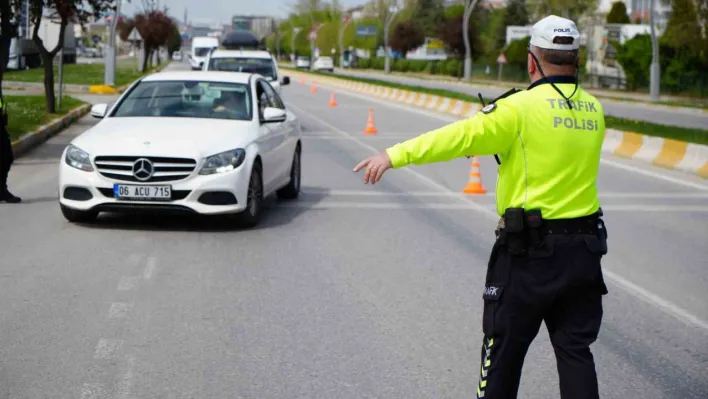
top-left (58, 71), bottom-right (302, 227)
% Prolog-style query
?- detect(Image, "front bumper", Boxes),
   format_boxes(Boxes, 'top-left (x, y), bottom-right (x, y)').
top-left (58, 162), bottom-right (251, 216)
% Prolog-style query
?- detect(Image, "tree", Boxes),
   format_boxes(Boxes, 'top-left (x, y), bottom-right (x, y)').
top-left (117, 17), bottom-right (134, 42)
top-left (412, 0), bottom-right (446, 37)
top-left (166, 23), bottom-right (181, 55)
top-left (439, 12), bottom-right (482, 59)
top-left (606, 1), bottom-right (630, 23)
top-left (25, 0), bottom-right (115, 113)
top-left (134, 9), bottom-right (174, 71)
top-left (388, 20), bottom-right (425, 55)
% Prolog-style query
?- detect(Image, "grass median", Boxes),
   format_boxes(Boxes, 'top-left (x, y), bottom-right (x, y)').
top-left (5, 95), bottom-right (86, 141)
top-left (4, 58), bottom-right (170, 87)
top-left (284, 67), bottom-right (708, 146)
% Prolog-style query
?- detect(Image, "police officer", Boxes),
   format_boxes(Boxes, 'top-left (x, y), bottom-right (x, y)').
top-left (1, 92), bottom-right (21, 203)
top-left (353, 15), bottom-right (608, 399)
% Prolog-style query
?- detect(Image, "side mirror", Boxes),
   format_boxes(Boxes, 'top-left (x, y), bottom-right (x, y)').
top-left (262, 107), bottom-right (287, 124)
top-left (281, 76), bottom-right (290, 86)
top-left (90, 103), bottom-right (108, 119)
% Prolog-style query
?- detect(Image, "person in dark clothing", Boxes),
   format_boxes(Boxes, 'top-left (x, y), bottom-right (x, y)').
top-left (1, 94), bottom-right (21, 203)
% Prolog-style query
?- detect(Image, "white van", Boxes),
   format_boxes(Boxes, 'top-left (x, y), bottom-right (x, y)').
top-left (203, 49), bottom-right (290, 95)
top-left (190, 36), bottom-right (219, 70)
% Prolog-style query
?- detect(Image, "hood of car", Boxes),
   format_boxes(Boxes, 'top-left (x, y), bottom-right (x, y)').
top-left (72, 117), bottom-right (258, 159)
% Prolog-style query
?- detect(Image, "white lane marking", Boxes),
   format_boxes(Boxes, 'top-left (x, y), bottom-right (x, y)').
top-left (289, 102), bottom-right (708, 332)
top-left (304, 135), bottom-right (414, 140)
top-left (288, 102), bottom-right (495, 217)
top-left (278, 201), bottom-right (708, 212)
top-left (602, 269), bottom-right (708, 332)
top-left (143, 257), bottom-right (157, 280)
top-left (117, 276), bottom-right (140, 291)
top-left (302, 82), bottom-right (708, 190)
top-left (302, 189), bottom-right (708, 199)
top-left (108, 302), bottom-right (131, 319)
top-left (79, 383), bottom-right (106, 399)
top-left (94, 338), bottom-right (123, 359)
top-left (599, 158), bottom-right (708, 191)
top-left (303, 189), bottom-right (492, 197)
top-left (115, 355), bottom-right (135, 399)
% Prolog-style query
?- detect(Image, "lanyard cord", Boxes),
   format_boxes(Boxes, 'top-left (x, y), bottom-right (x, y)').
top-left (528, 51), bottom-right (579, 109)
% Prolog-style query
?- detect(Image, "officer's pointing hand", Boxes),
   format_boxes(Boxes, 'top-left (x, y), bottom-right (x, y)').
top-left (353, 152), bottom-right (392, 185)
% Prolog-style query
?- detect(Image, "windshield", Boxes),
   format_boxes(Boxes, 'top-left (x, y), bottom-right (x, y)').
top-left (111, 80), bottom-right (252, 121)
top-left (208, 57), bottom-right (277, 81)
top-left (194, 47), bottom-right (212, 57)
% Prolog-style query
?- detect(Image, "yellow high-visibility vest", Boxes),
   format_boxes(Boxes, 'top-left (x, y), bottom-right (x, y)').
top-left (385, 76), bottom-right (605, 220)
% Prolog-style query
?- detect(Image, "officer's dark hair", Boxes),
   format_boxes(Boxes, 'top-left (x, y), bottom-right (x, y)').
top-left (536, 37), bottom-right (579, 66)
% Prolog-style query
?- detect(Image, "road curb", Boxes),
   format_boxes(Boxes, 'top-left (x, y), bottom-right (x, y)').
top-left (331, 68), bottom-right (708, 115)
top-left (287, 70), bottom-right (708, 180)
top-left (11, 103), bottom-right (92, 158)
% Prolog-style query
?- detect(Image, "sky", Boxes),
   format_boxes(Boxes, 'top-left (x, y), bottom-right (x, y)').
top-left (120, 0), bottom-right (365, 26)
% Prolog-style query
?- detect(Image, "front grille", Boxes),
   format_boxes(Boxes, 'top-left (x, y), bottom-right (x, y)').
top-left (94, 156), bottom-right (198, 183)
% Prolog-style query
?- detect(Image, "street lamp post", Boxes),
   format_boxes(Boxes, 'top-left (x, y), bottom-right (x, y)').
top-left (383, 2), bottom-right (399, 74)
top-left (291, 27), bottom-right (301, 61)
top-left (339, 15), bottom-right (351, 69)
top-left (649, 0), bottom-right (660, 101)
top-left (104, 0), bottom-right (122, 86)
top-left (462, 0), bottom-right (480, 80)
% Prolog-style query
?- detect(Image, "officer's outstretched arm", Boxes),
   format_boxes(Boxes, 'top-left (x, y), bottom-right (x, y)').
top-left (384, 101), bottom-right (518, 168)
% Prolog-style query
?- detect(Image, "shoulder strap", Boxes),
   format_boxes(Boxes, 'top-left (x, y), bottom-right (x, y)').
top-left (482, 88), bottom-right (522, 165)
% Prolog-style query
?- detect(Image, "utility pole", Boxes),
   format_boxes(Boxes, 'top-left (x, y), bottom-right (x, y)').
top-left (291, 27), bottom-right (301, 61)
top-left (383, 1), bottom-right (399, 74)
top-left (462, 0), bottom-right (480, 80)
top-left (339, 15), bottom-right (351, 68)
top-left (649, 0), bottom-right (660, 101)
top-left (104, 0), bottom-right (122, 86)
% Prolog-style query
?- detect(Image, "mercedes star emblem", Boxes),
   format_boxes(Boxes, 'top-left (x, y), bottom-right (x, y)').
top-left (132, 158), bottom-right (154, 181)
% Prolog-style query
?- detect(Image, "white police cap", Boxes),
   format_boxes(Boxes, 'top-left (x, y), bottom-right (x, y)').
top-left (529, 15), bottom-right (580, 51)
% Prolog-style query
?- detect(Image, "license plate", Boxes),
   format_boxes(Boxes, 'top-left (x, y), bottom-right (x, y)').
top-left (113, 184), bottom-right (172, 201)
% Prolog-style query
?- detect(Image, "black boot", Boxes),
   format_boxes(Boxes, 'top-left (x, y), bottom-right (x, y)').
top-left (0, 184), bottom-right (21, 203)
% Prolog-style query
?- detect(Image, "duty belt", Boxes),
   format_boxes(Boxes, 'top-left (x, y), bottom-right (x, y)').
top-left (497, 211), bottom-right (601, 236)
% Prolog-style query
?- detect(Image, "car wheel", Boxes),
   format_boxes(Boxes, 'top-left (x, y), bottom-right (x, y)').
top-left (235, 164), bottom-right (263, 228)
top-left (277, 148), bottom-right (301, 200)
top-left (60, 204), bottom-right (98, 223)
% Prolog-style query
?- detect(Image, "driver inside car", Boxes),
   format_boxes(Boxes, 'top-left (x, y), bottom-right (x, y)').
top-left (212, 90), bottom-right (247, 119)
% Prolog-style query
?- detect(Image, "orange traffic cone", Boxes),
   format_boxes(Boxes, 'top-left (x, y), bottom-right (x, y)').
top-left (300, 77), bottom-right (306, 84)
top-left (311, 84), bottom-right (317, 94)
top-left (364, 108), bottom-right (378, 135)
top-left (462, 156), bottom-right (487, 194)
top-left (329, 92), bottom-right (338, 107)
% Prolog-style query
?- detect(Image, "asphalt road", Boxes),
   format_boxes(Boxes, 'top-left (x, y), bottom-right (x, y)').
top-left (330, 68), bottom-right (708, 131)
top-left (1, 60), bottom-right (707, 398)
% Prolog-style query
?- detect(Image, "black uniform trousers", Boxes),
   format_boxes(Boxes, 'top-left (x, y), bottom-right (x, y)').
top-left (0, 117), bottom-right (13, 193)
top-left (475, 216), bottom-right (608, 399)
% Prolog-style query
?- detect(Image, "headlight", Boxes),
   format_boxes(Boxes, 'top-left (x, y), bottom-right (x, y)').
top-left (65, 145), bottom-right (94, 171)
top-left (199, 149), bottom-right (246, 175)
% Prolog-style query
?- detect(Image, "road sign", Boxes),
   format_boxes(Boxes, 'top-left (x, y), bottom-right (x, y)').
top-left (497, 52), bottom-right (507, 64)
top-left (355, 25), bottom-right (377, 37)
top-left (128, 28), bottom-right (143, 42)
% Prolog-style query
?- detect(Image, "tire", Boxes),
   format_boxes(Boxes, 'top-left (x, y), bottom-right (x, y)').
top-left (276, 148), bottom-right (301, 200)
top-left (60, 204), bottom-right (98, 223)
top-left (234, 164), bottom-right (264, 228)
